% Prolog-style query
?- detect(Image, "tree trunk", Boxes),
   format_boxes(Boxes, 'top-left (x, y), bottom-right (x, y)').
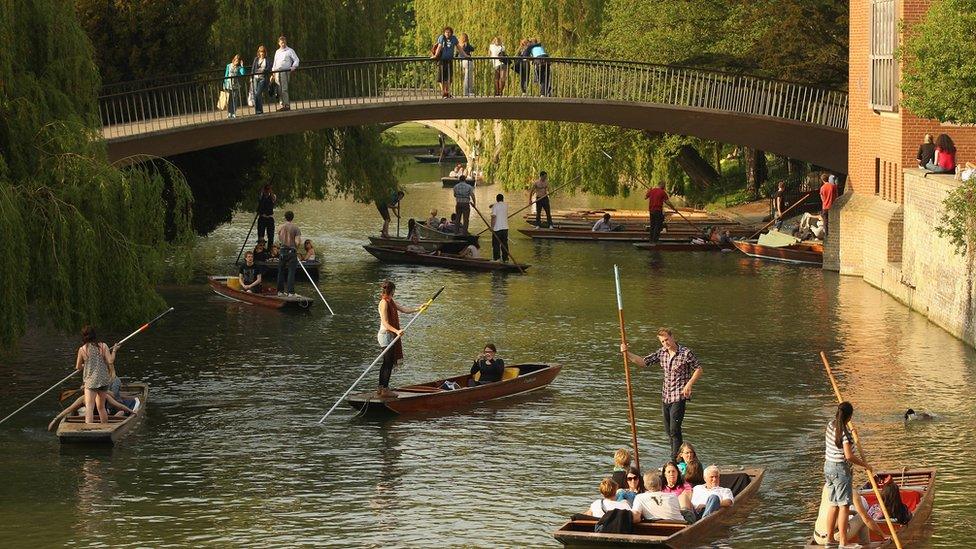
top-left (675, 144), bottom-right (720, 191)
top-left (744, 148), bottom-right (767, 200)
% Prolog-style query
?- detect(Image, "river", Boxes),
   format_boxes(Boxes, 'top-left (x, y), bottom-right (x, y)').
top-left (1, 158), bottom-right (973, 547)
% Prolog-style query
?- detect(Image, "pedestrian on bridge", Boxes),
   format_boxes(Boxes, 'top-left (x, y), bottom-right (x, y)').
top-left (432, 27), bottom-right (459, 98)
top-left (459, 33), bottom-right (476, 96)
top-left (223, 55), bottom-right (246, 119)
top-left (489, 37), bottom-right (508, 96)
top-left (272, 35), bottom-right (300, 111)
top-left (251, 46), bottom-right (271, 114)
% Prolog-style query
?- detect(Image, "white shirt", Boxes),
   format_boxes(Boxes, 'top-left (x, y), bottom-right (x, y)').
top-left (691, 484), bottom-right (734, 508)
top-left (460, 244), bottom-right (480, 259)
top-left (588, 498), bottom-right (631, 518)
top-left (632, 491), bottom-right (686, 522)
top-left (592, 219), bottom-right (612, 232)
top-left (273, 46), bottom-right (300, 71)
top-left (491, 201), bottom-right (509, 230)
top-left (489, 43), bottom-right (506, 68)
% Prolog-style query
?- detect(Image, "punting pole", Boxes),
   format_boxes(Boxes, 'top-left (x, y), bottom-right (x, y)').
top-left (296, 260), bottom-right (335, 315)
top-left (475, 174), bottom-right (583, 237)
top-left (317, 287), bottom-right (445, 424)
top-left (470, 202), bottom-right (525, 274)
top-left (614, 265), bottom-right (641, 472)
top-left (0, 307), bottom-right (174, 426)
top-left (235, 211), bottom-right (260, 266)
top-left (747, 190), bottom-right (819, 239)
top-left (819, 351), bottom-right (903, 549)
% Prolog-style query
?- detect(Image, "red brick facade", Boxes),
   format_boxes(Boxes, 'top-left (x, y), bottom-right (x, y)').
top-left (849, 0), bottom-right (976, 203)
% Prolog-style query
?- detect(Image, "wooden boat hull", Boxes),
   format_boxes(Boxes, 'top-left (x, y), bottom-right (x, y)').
top-left (367, 235), bottom-right (470, 254)
top-left (803, 469), bottom-right (936, 549)
top-left (208, 276), bottom-right (313, 309)
top-left (56, 383), bottom-right (149, 444)
top-left (347, 363), bottom-right (560, 415)
top-left (553, 467), bottom-right (764, 548)
top-left (417, 223), bottom-right (481, 243)
top-left (519, 228), bottom-right (651, 242)
top-left (732, 240), bottom-right (823, 265)
top-left (414, 154), bottom-right (466, 163)
top-left (255, 259), bottom-right (320, 281)
top-left (634, 241), bottom-right (733, 251)
top-left (363, 245), bottom-right (528, 273)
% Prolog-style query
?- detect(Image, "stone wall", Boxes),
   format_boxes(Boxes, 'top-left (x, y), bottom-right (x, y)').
top-left (829, 169), bottom-right (976, 347)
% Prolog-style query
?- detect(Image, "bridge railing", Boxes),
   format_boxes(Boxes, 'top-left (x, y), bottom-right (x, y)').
top-left (99, 57), bottom-right (848, 139)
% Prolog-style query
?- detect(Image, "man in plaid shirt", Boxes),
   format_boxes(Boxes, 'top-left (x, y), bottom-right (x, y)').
top-left (621, 327), bottom-right (703, 459)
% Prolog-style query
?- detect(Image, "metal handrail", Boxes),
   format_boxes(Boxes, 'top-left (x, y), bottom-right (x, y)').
top-left (99, 57), bottom-right (849, 140)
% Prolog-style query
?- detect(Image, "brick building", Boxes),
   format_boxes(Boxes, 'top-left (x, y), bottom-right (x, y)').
top-left (830, 0), bottom-right (976, 346)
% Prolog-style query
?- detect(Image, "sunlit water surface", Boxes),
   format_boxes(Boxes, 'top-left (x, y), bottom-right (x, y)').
top-left (1, 159), bottom-right (974, 548)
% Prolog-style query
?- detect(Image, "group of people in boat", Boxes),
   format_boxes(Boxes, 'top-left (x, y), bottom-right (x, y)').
top-left (403, 218), bottom-right (481, 258)
top-left (240, 233), bottom-right (316, 295)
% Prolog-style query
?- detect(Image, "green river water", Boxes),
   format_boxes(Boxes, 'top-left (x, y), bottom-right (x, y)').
top-left (1, 159), bottom-right (974, 548)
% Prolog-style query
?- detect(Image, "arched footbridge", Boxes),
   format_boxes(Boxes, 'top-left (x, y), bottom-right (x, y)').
top-left (100, 57), bottom-right (849, 171)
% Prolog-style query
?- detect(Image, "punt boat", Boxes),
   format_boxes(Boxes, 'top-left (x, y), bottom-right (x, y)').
top-left (553, 467), bottom-right (765, 548)
top-left (633, 240), bottom-right (733, 251)
top-left (55, 383), bottom-right (149, 444)
top-left (731, 239), bottom-right (823, 266)
top-left (208, 276), bottom-right (313, 309)
top-left (346, 363), bottom-right (561, 415)
top-left (519, 227), bottom-right (651, 242)
top-left (417, 223), bottom-right (481, 243)
top-left (802, 469), bottom-right (936, 549)
top-left (414, 153), bottom-right (466, 163)
top-left (367, 235), bottom-right (471, 254)
top-left (362, 245), bottom-right (528, 273)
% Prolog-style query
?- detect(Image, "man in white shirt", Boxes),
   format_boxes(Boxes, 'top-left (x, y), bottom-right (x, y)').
top-left (632, 473), bottom-right (690, 524)
top-left (489, 193), bottom-right (510, 262)
top-left (272, 35), bottom-right (300, 110)
top-left (690, 465), bottom-right (734, 519)
top-left (592, 213), bottom-right (614, 232)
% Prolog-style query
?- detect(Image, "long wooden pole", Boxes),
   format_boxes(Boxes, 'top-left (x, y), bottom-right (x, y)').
top-left (318, 287), bottom-right (445, 423)
top-left (748, 190), bottom-right (818, 239)
top-left (614, 265), bottom-right (641, 471)
top-left (819, 351), bottom-right (903, 549)
top-left (475, 175), bottom-right (582, 236)
top-left (470, 202), bottom-right (525, 274)
top-left (0, 308), bottom-right (175, 426)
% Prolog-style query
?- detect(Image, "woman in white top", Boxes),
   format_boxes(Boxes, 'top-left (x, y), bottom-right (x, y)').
top-left (489, 37), bottom-right (508, 95)
top-left (586, 478), bottom-right (631, 518)
top-left (458, 242), bottom-right (480, 259)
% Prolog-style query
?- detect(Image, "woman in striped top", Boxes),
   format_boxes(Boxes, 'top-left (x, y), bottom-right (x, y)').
top-left (823, 401), bottom-right (872, 549)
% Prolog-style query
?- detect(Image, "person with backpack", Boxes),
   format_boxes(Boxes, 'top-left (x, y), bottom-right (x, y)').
top-left (431, 27), bottom-right (460, 98)
top-left (585, 478), bottom-right (632, 518)
top-left (527, 39), bottom-right (551, 96)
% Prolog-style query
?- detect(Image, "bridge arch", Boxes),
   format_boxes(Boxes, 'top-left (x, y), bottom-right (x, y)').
top-left (381, 120), bottom-right (479, 166)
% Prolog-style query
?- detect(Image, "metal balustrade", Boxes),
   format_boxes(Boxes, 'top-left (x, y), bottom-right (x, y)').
top-left (99, 57), bottom-right (848, 140)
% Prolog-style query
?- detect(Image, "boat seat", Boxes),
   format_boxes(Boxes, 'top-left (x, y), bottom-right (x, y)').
top-left (861, 488), bottom-right (922, 513)
top-left (719, 472), bottom-right (751, 496)
top-left (64, 416), bottom-right (126, 423)
top-left (502, 367), bottom-right (520, 380)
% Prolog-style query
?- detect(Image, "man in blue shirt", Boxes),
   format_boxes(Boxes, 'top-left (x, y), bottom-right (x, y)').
top-left (431, 27), bottom-right (459, 98)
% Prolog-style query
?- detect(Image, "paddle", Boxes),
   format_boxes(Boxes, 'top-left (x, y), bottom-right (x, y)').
top-left (747, 190), bottom-right (818, 240)
top-left (475, 175), bottom-right (582, 236)
top-left (819, 351), bottom-right (903, 549)
top-left (295, 258), bottom-right (335, 315)
top-left (0, 307), bottom-right (174, 427)
top-left (317, 287), bottom-right (445, 423)
top-left (470, 202), bottom-right (525, 274)
top-left (613, 265), bottom-right (641, 471)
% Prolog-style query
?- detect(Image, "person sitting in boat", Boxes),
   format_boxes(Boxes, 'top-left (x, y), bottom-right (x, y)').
top-left (798, 212), bottom-right (825, 240)
top-left (440, 214), bottom-right (459, 234)
top-left (406, 218), bottom-right (420, 241)
top-left (677, 443), bottom-right (705, 486)
top-left (468, 343), bottom-right (504, 386)
top-left (812, 483), bottom-right (882, 546)
top-left (253, 239), bottom-right (269, 262)
top-left (615, 466), bottom-right (644, 506)
top-left (661, 460), bottom-right (694, 501)
top-left (868, 477), bottom-right (913, 525)
top-left (300, 239), bottom-right (315, 261)
top-left (632, 472), bottom-right (695, 525)
top-left (611, 448), bottom-right (633, 489)
top-left (405, 231), bottom-right (428, 254)
top-left (269, 243), bottom-right (280, 261)
top-left (718, 230), bottom-right (733, 246)
top-left (591, 213), bottom-right (614, 232)
top-left (690, 465), bottom-right (734, 519)
top-left (425, 209), bottom-right (439, 227)
top-left (457, 241), bottom-right (481, 259)
top-left (239, 251), bottom-right (264, 293)
top-left (584, 478), bottom-right (631, 518)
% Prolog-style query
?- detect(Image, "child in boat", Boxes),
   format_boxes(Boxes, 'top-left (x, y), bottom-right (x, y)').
top-left (677, 443), bottom-right (704, 486)
top-left (867, 479), bottom-right (912, 525)
top-left (425, 209), bottom-right (439, 227)
top-left (584, 478), bottom-right (631, 518)
top-left (611, 448), bottom-right (632, 489)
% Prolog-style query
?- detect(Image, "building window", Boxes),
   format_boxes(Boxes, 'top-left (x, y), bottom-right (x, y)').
top-left (871, 0), bottom-right (897, 111)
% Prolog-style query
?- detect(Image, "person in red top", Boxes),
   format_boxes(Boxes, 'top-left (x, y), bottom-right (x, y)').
top-left (376, 280), bottom-right (423, 397)
top-left (924, 133), bottom-right (957, 174)
top-left (645, 181), bottom-right (674, 242)
top-left (819, 173), bottom-right (838, 237)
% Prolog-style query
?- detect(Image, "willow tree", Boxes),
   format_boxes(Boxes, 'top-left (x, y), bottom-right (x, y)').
top-left (0, 0), bottom-right (193, 346)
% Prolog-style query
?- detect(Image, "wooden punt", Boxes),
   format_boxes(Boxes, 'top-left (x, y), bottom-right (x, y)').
top-left (553, 467), bottom-right (765, 548)
top-left (367, 235), bottom-right (471, 254)
top-left (255, 259), bottom-right (320, 281)
top-left (519, 227), bottom-right (651, 242)
top-left (414, 153), bottom-right (466, 163)
top-left (55, 383), bottom-right (149, 444)
top-left (732, 239), bottom-right (823, 266)
top-left (634, 241), bottom-right (733, 252)
top-left (803, 469), bottom-right (936, 549)
top-left (346, 363), bottom-right (561, 415)
top-left (417, 223), bottom-right (481, 243)
top-left (208, 276), bottom-right (313, 309)
top-left (363, 245), bottom-right (528, 273)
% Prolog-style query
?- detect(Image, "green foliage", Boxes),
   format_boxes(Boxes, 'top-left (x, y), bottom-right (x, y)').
top-left (936, 180), bottom-right (976, 255)
top-left (0, 0), bottom-right (194, 345)
top-left (901, 0), bottom-right (976, 123)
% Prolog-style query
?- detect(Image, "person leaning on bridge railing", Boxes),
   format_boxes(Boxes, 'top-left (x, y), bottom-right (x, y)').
top-left (271, 35), bottom-right (300, 111)
top-left (431, 27), bottom-right (460, 98)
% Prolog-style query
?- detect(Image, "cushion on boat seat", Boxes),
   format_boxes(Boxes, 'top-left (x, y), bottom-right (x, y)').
top-left (861, 489), bottom-right (922, 513)
top-left (226, 278), bottom-right (242, 290)
top-left (502, 367), bottom-right (520, 380)
top-left (719, 472), bottom-right (751, 496)
top-left (472, 372), bottom-right (480, 382)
